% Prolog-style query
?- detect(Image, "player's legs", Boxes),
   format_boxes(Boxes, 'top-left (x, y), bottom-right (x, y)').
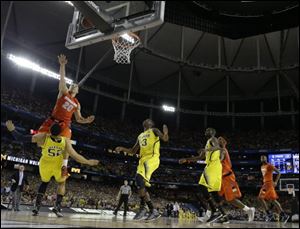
top-left (32, 181), bottom-right (49, 216)
top-left (33, 159), bottom-right (52, 216)
top-left (134, 157), bottom-right (160, 221)
top-left (221, 174), bottom-right (255, 221)
top-left (52, 166), bottom-right (65, 217)
top-left (60, 126), bottom-right (72, 178)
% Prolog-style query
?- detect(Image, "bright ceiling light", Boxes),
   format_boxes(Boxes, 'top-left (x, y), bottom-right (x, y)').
top-left (7, 53), bottom-right (73, 85)
top-left (121, 33), bottom-right (135, 44)
top-left (65, 1), bottom-right (74, 7)
top-left (162, 105), bottom-right (175, 112)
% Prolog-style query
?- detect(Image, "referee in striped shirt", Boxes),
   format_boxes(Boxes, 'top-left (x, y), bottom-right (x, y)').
top-left (113, 180), bottom-right (132, 216)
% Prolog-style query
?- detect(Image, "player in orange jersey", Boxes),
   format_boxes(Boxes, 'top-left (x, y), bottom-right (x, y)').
top-left (218, 136), bottom-right (255, 222)
top-left (38, 54), bottom-right (95, 179)
top-left (259, 155), bottom-right (289, 223)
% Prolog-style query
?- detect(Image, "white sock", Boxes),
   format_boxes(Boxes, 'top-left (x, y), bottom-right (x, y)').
top-left (63, 159), bottom-right (68, 167)
top-left (243, 206), bottom-right (250, 211)
top-left (206, 210), bottom-right (211, 216)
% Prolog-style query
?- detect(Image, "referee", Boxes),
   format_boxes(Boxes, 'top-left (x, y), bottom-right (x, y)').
top-left (113, 180), bottom-right (132, 216)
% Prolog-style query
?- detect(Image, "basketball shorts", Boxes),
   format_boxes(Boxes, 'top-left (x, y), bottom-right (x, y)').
top-left (38, 118), bottom-right (72, 139)
top-left (258, 181), bottom-right (278, 200)
top-left (199, 162), bottom-right (222, 192)
top-left (218, 171), bottom-right (242, 201)
top-left (39, 157), bottom-right (64, 183)
top-left (137, 156), bottom-right (160, 184)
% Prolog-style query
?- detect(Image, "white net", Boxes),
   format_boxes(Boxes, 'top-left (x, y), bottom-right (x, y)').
top-left (112, 33), bottom-right (140, 64)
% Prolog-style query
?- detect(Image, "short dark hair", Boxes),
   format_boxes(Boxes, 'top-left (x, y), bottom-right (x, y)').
top-left (50, 123), bottom-right (61, 136)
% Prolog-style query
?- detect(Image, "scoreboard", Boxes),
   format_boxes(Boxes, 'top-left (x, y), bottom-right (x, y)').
top-left (268, 153), bottom-right (299, 174)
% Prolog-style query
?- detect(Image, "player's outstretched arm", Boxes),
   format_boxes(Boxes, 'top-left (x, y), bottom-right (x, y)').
top-left (74, 103), bottom-right (95, 124)
top-left (57, 54), bottom-right (68, 98)
top-left (115, 140), bottom-right (140, 155)
top-left (178, 149), bottom-right (205, 164)
top-left (152, 124), bottom-right (169, 142)
top-left (273, 167), bottom-right (281, 187)
top-left (6, 120), bottom-right (46, 145)
top-left (65, 139), bottom-right (99, 166)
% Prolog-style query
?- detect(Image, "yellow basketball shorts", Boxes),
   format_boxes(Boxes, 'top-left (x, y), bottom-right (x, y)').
top-left (137, 155), bottom-right (160, 183)
top-left (199, 162), bottom-right (222, 192)
top-left (39, 157), bottom-right (64, 183)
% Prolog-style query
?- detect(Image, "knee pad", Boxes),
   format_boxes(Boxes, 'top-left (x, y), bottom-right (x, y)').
top-left (38, 182), bottom-right (49, 194)
top-left (135, 174), bottom-right (145, 189)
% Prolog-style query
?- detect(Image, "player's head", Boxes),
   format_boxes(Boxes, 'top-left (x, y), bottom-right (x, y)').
top-left (143, 119), bottom-right (154, 130)
top-left (261, 155), bottom-right (267, 163)
top-left (19, 165), bottom-right (24, 171)
top-left (218, 136), bottom-right (227, 148)
top-left (205, 127), bottom-right (216, 138)
top-left (50, 123), bottom-right (62, 136)
top-left (69, 83), bottom-right (79, 95)
top-left (124, 180), bottom-right (128, 185)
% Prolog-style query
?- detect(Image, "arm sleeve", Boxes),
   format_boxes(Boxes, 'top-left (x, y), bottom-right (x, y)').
top-left (11, 130), bottom-right (32, 142)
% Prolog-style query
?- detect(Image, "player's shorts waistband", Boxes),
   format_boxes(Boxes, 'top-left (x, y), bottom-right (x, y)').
top-left (50, 116), bottom-right (70, 126)
top-left (222, 171), bottom-right (233, 178)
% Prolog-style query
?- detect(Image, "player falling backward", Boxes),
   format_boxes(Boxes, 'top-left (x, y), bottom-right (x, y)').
top-left (115, 119), bottom-right (169, 221)
top-left (259, 155), bottom-right (289, 223)
top-left (6, 120), bottom-right (99, 217)
top-left (38, 54), bottom-right (95, 179)
top-left (179, 128), bottom-right (228, 224)
top-left (199, 136), bottom-right (255, 223)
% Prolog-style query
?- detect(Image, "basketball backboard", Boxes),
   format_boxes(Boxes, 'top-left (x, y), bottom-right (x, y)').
top-left (65, 1), bottom-right (165, 49)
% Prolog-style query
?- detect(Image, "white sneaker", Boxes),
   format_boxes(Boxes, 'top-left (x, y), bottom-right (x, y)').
top-left (198, 210), bottom-right (211, 223)
top-left (247, 207), bottom-right (255, 222)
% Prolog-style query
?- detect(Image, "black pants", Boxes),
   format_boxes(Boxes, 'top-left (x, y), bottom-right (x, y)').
top-left (115, 194), bottom-right (129, 215)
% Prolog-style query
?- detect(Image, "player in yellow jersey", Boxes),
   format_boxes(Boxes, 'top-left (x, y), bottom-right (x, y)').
top-left (115, 119), bottom-right (168, 221)
top-left (179, 127), bottom-right (227, 224)
top-left (5, 120), bottom-right (99, 217)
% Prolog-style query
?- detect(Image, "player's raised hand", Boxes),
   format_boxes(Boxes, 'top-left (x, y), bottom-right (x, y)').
top-left (58, 54), bottom-right (68, 65)
top-left (87, 159), bottom-right (99, 166)
top-left (163, 124), bottom-right (168, 135)
top-left (115, 147), bottom-right (123, 153)
top-left (179, 158), bottom-right (187, 164)
top-left (6, 120), bottom-right (15, 132)
top-left (86, 115), bottom-right (95, 123)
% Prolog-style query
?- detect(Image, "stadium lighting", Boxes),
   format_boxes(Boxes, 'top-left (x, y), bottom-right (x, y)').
top-left (121, 33), bottom-right (135, 44)
top-left (162, 105), bottom-right (175, 112)
top-left (65, 1), bottom-right (74, 7)
top-left (7, 53), bottom-right (73, 85)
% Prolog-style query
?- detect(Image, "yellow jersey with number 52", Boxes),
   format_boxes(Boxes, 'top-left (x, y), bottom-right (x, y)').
top-left (41, 135), bottom-right (65, 162)
top-left (138, 129), bottom-right (160, 158)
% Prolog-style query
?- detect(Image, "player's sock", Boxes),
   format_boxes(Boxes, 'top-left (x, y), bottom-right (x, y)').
top-left (140, 196), bottom-right (146, 209)
top-left (55, 194), bottom-right (63, 210)
top-left (146, 201), bottom-right (154, 213)
top-left (63, 159), bottom-right (68, 167)
top-left (243, 205), bottom-right (250, 211)
top-left (34, 193), bottom-right (43, 211)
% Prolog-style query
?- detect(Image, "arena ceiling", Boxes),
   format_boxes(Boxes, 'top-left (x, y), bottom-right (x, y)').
top-left (1, 1), bottom-right (299, 101)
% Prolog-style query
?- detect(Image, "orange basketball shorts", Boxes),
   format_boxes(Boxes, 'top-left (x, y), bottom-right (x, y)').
top-left (219, 172), bottom-right (242, 202)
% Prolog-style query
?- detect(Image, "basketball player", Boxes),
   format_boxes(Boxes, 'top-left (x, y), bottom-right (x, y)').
top-left (115, 119), bottom-right (168, 221)
top-left (213, 136), bottom-right (255, 223)
top-left (38, 54), bottom-right (95, 179)
top-left (259, 155), bottom-right (289, 223)
top-left (5, 120), bottom-right (99, 217)
top-left (179, 128), bottom-right (227, 223)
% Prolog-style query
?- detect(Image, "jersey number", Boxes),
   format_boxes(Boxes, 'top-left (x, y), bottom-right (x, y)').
top-left (62, 101), bottom-right (74, 112)
top-left (48, 148), bottom-right (62, 157)
top-left (141, 139), bottom-right (147, 146)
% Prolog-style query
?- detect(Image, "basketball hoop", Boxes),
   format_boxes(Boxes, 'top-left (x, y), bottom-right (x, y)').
top-left (287, 184), bottom-right (295, 197)
top-left (112, 32), bottom-right (140, 64)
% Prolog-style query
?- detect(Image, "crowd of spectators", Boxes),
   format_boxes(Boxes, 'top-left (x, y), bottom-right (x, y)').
top-left (1, 87), bottom-right (299, 151)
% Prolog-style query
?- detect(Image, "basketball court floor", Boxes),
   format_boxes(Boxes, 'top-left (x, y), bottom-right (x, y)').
top-left (1, 210), bottom-right (299, 228)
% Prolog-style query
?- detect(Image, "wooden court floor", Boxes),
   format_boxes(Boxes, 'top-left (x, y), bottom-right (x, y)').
top-left (1, 210), bottom-right (299, 228)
